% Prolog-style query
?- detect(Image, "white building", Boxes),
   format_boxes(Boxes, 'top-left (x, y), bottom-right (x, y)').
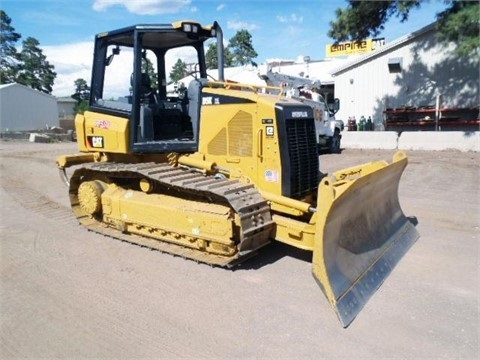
top-left (330, 23), bottom-right (479, 126)
top-left (0, 83), bottom-right (58, 131)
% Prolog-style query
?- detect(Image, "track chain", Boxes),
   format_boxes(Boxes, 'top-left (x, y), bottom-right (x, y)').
top-left (69, 162), bottom-right (274, 267)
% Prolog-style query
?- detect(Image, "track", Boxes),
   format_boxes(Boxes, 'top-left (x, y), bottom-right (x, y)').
top-left (69, 162), bottom-right (275, 267)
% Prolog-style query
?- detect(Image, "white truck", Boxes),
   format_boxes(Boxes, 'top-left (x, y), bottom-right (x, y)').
top-left (258, 70), bottom-right (344, 153)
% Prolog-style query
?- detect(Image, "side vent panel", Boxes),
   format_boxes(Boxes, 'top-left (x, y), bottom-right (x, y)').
top-left (228, 111), bottom-right (252, 157)
top-left (206, 110), bottom-right (253, 157)
top-left (208, 128), bottom-right (227, 155)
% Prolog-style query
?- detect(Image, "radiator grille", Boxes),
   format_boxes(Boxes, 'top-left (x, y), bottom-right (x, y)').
top-left (285, 118), bottom-right (319, 199)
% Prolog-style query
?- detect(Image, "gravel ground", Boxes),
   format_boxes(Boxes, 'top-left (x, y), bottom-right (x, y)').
top-left (0, 140), bottom-right (478, 359)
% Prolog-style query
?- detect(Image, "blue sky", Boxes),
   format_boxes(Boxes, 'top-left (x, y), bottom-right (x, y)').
top-left (2, 0), bottom-right (447, 95)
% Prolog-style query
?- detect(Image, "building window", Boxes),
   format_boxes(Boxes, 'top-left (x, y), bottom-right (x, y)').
top-left (388, 57), bottom-right (403, 73)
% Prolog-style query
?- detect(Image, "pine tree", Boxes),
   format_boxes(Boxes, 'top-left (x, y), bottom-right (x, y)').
top-left (206, 42), bottom-right (234, 69)
top-left (142, 56), bottom-right (158, 91)
top-left (0, 10), bottom-right (21, 84)
top-left (436, 1), bottom-right (479, 57)
top-left (16, 37), bottom-right (57, 94)
top-left (72, 78), bottom-right (90, 114)
top-left (228, 30), bottom-right (258, 66)
top-left (169, 58), bottom-right (187, 82)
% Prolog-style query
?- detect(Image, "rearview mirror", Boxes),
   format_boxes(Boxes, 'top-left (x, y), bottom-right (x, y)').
top-left (328, 98), bottom-right (340, 114)
top-left (105, 46), bottom-right (120, 66)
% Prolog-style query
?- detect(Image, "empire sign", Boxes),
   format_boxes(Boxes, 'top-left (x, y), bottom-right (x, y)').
top-left (326, 38), bottom-right (385, 57)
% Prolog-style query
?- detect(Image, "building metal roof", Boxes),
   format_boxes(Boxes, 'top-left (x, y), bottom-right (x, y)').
top-left (0, 82), bottom-right (57, 100)
top-left (331, 22), bottom-right (437, 75)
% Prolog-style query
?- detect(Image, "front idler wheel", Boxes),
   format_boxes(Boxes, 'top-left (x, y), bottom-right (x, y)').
top-left (77, 180), bottom-right (107, 215)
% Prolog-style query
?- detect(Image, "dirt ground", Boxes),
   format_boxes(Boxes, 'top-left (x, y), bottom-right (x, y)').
top-left (0, 140), bottom-right (478, 359)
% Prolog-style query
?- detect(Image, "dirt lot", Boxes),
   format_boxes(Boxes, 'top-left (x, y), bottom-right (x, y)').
top-left (0, 140), bottom-right (478, 359)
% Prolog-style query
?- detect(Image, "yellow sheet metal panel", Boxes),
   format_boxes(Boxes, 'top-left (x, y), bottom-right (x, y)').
top-left (81, 111), bottom-right (130, 153)
top-left (199, 86), bottom-right (285, 196)
top-left (104, 186), bottom-right (232, 239)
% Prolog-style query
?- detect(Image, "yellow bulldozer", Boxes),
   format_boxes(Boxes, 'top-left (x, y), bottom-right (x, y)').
top-left (57, 21), bottom-right (418, 327)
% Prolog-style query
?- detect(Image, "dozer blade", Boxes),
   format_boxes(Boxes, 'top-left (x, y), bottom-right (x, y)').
top-left (312, 151), bottom-right (419, 327)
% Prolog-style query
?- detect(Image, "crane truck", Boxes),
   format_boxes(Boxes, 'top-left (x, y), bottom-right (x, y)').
top-left (258, 69), bottom-right (344, 153)
top-left (56, 20), bottom-right (418, 327)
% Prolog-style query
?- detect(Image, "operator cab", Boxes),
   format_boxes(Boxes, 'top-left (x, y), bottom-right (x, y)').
top-left (89, 21), bottom-right (222, 153)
